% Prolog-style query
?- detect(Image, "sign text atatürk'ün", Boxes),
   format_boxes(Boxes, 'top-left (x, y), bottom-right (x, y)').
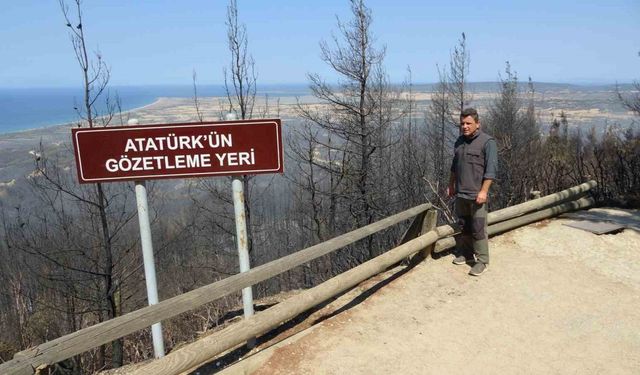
top-left (72, 119), bottom-right (283, 183)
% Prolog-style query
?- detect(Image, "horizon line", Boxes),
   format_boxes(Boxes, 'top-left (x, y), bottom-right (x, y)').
top-left (1, 80), bottom-right (636, 90)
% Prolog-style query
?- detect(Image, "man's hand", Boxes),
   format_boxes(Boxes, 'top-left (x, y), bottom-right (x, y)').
top-left (476, 179), bottom-right (493, 204)
top-left (447, 185), bottom-right (455, 198)
top-left (476, 190), bottom-right (488, 204)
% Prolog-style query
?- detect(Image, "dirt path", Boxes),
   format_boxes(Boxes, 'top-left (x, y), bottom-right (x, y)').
top-left (218, 208), bottom-right (640, 375)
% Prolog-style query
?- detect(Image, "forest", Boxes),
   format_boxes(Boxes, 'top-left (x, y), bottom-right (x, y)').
top-left (0, 0), bottom-right (639, 373)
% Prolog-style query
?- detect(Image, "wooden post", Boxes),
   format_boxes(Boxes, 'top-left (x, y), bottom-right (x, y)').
top-left (397, 207), bottom-right (430, 245)
top-left (530, 190), bottom-right (541, 200)
top-left (392, 206), bottom-right (432, 268)
top-left (420, 209), bottom-right (438, 259)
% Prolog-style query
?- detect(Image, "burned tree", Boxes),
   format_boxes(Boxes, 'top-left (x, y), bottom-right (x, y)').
top-left (425, 65), bottom-right (457, 217)
top-left (448, 32), bottom-right (472, 119)
top-left (2, 1), bottom-right (144, 371)
top-left (223, 0), bottom-right (257, 120)
top-left (485, 63), bottom-right (541, 207)
top-left (296, 0), bottom-right (400, 259)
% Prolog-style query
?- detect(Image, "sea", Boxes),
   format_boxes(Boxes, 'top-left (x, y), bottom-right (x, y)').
top-left (2, 82), bottom-right (635, 135)
top-left (0, 84), bottom-right (310, 134)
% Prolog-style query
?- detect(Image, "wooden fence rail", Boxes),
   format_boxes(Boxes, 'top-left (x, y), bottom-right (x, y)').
top-left (131, 220), bottom-right (445, 375)
top-left (0, 181), bottom-right (597, 375)
top-left (0, 204), bottom-right (432, 375)
top-left (130, 182), bottom-right (597, 375)
top-left (432, 182), bottom-right (598, 253)
top-left (434, 196), bottom-right (595, 253)
top-left (488, 180), bottom-right (596, 224)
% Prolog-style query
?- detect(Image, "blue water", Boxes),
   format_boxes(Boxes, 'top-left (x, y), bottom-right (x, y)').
top-left (0, 84), bottom-right (309, 134)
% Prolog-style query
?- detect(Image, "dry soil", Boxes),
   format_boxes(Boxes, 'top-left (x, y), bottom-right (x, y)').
top-left (218, 208), bottom-right (640, 375)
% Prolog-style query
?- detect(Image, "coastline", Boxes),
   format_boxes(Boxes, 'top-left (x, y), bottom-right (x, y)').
top-left (1, 84), bottom-right (636, 139)
top-left (0, 83), bottom-right (313, 136)
top-left (0, 97), bottom-right (166, 137)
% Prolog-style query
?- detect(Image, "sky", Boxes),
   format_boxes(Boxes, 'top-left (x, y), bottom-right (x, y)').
top-left (1, 0), bottom-right (638, 88)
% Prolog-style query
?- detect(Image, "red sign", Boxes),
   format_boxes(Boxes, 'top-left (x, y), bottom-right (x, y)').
top-left (72, 119), bottom-right (283, 183)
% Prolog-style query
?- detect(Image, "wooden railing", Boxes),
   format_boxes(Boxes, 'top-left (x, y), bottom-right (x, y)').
top-left (0, 181), bottom-right (597, 375)
top-left (0, 203), bottom-right (433, 375)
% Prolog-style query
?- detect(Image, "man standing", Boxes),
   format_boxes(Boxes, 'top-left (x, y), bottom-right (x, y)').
top-left (448, 108), bottom-right (498, 276)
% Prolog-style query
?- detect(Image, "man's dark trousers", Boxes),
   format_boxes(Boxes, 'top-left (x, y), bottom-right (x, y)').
top-left (455, 198), bottom-right (489, 264)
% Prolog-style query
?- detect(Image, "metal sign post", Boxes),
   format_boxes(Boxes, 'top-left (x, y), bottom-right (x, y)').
top-left (129, 119), bottom-right (165, 359)
top-left (135, 180), bottom-right (165, 358)
top-left (232, 177), bottom-right (255, 318)
top-left (224, 113), bottom-right (255, 330)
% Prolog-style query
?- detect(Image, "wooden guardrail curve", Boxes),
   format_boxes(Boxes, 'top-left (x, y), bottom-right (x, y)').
top-left (0, 204), bottom-right (432, 375)
top-left (1, 180), bottom-right (597, 375)
top-left (130, 182), bottom-right (597, 375)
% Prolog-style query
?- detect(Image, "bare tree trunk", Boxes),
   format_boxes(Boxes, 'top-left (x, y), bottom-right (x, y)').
top-left (223, 0), bottom-right (258, 262)
top-left (296, 0), bottom-right (397, 261)
top-left (448, 32), bottom-right (472, 134)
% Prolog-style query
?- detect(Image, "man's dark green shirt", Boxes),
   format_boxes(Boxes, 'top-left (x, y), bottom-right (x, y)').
top-left (450, 130), bottom-right (498, 200)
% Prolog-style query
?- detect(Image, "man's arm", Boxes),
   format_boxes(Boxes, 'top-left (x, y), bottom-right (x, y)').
top-left (477, 139), bottom-right (498, 204)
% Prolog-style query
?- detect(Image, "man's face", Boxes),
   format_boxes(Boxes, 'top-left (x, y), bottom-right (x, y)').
top-left (460, 115), bottom-right (480, 137)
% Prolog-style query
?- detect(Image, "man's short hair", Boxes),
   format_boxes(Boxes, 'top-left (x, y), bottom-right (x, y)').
top-left (460, 107), bottom-right (479, 123)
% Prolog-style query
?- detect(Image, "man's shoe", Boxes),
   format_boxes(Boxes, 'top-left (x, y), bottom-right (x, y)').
top-left (452, 255), bottom-right (473, 265)
top-left (469, 262), bottom-right (487, 276)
